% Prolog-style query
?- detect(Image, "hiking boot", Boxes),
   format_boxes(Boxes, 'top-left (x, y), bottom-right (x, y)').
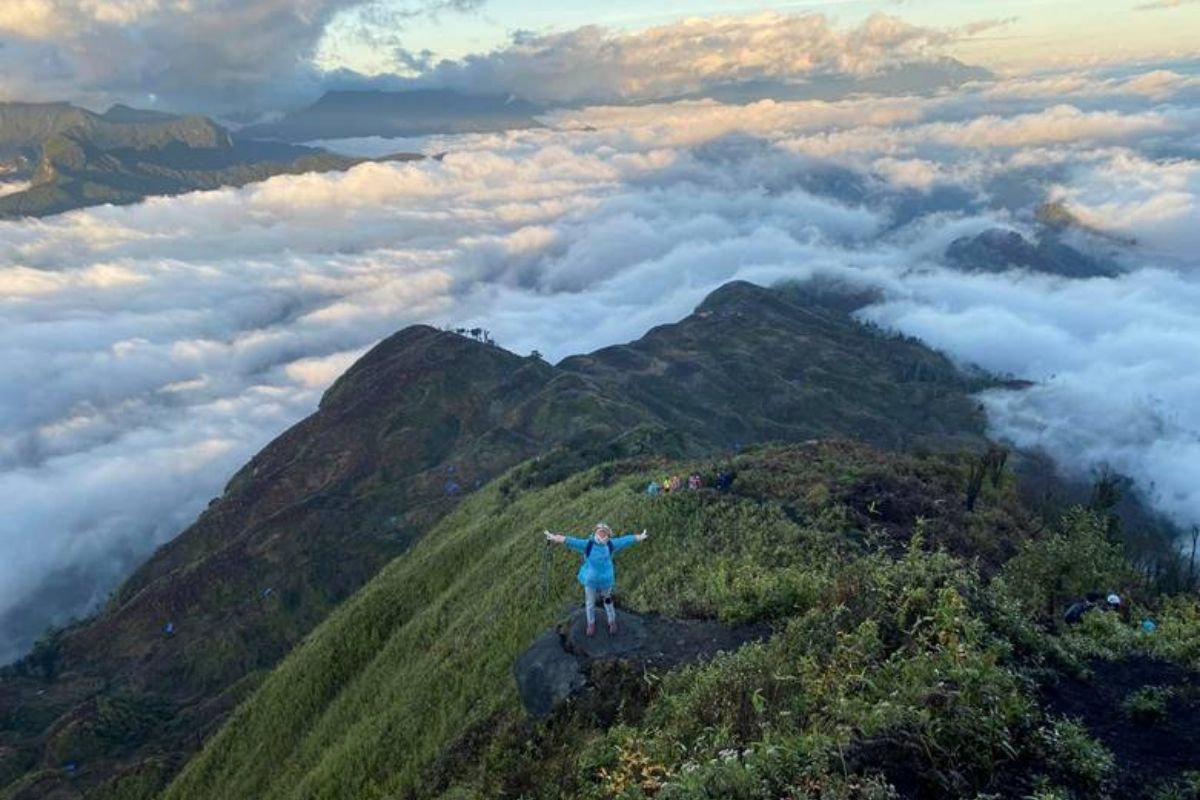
top-left (608, 620), bottom-right (618, 635)
top-left (586, 622), bottom-right (596, 637)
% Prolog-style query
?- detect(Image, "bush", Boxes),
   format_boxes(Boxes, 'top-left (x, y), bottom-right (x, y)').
top-left (1037, 718), bottom-right (1114, 789)
top-left (1002, 508), bottom-right (1131, 620)
top-left (1121, 686), bottom-right (1173, 724)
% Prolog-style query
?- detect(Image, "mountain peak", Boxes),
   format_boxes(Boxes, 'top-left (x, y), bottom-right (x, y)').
top-left (101, 104), bottom-right (179, 123)
top-left (318, 325), bottom-right (524, 411)
top-left (694, 280), bottom-right (777, 312)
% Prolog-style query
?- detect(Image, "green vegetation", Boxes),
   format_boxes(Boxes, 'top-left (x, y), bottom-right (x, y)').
top-left (1122, 686), bottom-right (1173, 724)
top-left (162, 441), bottom-right (1200, 800)
top-left (0, 100), bottom-right (423, 219)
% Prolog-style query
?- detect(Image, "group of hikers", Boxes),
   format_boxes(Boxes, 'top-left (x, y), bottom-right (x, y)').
top-left (1063, 591), bottom-right (1158, 632)
top-left (1064, 592), bottom-right (1123, 624)
top-left (646, 469), bottom-right (734, 496)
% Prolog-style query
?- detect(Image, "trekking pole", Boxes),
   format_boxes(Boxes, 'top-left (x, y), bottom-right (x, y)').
top-left (540, 536), bottom-right (551, 602)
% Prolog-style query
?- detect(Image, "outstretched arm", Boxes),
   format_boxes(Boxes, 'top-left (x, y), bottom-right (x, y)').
top-left (612, 529), bottom-right (649, 552)
top-left (544, 530), bottom-right (588, 552)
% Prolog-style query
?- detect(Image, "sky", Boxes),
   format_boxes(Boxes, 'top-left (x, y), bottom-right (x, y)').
top-left (1, 1), bottom-right (1199, 113)
top-left (0, 2), bottom-right (1199, 664)
top-left (322, 0), bottom-right (1200, 75)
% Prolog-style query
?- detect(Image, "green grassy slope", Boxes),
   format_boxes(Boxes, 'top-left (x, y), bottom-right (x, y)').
top-left (163, 442), bottom-right (1200, 800)
top-left (150, 442), bottom-right (1020, 799)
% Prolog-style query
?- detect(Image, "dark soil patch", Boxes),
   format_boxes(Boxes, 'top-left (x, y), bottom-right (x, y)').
top-left (1042, 655), bottom-right (1200, 798)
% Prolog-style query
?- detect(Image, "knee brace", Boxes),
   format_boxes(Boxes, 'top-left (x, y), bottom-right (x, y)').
top-left (603, 595), bottom-right (614, 606)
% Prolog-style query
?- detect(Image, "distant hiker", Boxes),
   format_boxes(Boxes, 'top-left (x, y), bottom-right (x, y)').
top-left (1106, 593), bottom-right (1122, 610)
top-left (1063, 596), bottom-right (1098, 625)
top-left (1142, 618), bottom-right (1158, 634)
top-left (716, 470), bottom-right (735, 492)
top-left (544, 523), bottom-right (648, 637)
top-left (646, 481), bottom-right (661, 496)
top-left (688, 474), bottom-right (702, 491)
top-left (667, 476), bottom-right (682, 493)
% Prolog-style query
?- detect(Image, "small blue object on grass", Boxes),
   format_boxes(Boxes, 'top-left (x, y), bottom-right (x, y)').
top-left (1142, 619), bottom-right (1158, 633)
top-left (261, 587), bottom-right (274, 599)
top-left (164, 622), bottom-right (175, 635)
top-left (65, 761), bottom-right (79, 774)
top-left (446, 480), bottom-right (461, 495)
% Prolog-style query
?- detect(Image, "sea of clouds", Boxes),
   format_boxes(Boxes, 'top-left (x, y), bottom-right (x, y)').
top-left (1, 66), bottom-right (1198, 662)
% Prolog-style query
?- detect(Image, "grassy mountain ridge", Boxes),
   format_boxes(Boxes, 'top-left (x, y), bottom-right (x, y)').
top-left (160, 440), bottom-right (1033, 800)
top-left (0, 102), bottom-right (227, 156)
top-left (0, 281), bottom-right (997, 799)
top-left (0, 101), bottom-right (421, 218)
top-left (563, 281), bottom-right (989, 454)
top-left (163, 442), bottom-right (1200, 799)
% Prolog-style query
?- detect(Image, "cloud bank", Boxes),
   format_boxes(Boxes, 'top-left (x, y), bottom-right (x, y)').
top-left (0, 4), bottom-right (1001, 114)
top-left (0, 0), bottom-right (485, 113)
top-left (402, 12), bottom-right (983, 104)
top-left (2, 65), bottom-right (1199, 662)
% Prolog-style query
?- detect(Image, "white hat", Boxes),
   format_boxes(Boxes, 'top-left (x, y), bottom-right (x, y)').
top-left (1107, 593), bottom-right (1122, 607)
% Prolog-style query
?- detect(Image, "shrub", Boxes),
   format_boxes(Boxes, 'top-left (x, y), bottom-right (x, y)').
top-left (1037, 718), bottom-right (1114, 789)
top-left (1002, 508), bottom-right (1131, 620)
top-left (1121, 686), bottom-right (1173, 724)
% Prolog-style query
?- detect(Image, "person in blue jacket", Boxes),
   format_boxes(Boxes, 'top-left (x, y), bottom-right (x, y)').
top-left (544, 522), bottom-right (648, 636)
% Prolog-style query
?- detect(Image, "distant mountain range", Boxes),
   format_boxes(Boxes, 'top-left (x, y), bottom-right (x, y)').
top-left (239, 89), bottom-right (545, 142)
top-left (242, 61), bottom-right (987, 144)
top-left (671, 58), bottom-right (992, 104)
top-left (0, 60), bottom-right (997, 219)
top-left (0, 102), bottom-right (421, 219)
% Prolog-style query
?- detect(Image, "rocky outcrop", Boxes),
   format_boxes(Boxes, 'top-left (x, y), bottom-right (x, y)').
top-left (514, 608), bottom-right (769, 717)
top-left (945, 227), bottom-right (1118, 279)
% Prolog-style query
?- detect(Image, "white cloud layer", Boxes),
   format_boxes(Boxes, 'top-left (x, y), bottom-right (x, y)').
top-left (1, 66), bottom-right (1199, 662)
top-left (408, 12), bottom-right (971, 104)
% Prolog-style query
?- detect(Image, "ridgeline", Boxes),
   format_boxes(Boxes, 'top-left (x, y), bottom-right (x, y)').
top-left (0, 101), bottom-right (421, 219)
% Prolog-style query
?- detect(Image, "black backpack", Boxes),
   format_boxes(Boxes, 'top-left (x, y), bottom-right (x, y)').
top-left (584, 539), bottom-right (614, 558)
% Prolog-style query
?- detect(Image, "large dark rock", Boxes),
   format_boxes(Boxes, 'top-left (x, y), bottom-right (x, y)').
top-left (514, 608), bottom-right (769, 718)
top-left (513, 630), bottom-right (586, 719)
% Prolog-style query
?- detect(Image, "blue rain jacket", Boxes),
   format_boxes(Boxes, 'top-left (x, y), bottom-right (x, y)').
top-left (564, 534), bottom-right (639, 589)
